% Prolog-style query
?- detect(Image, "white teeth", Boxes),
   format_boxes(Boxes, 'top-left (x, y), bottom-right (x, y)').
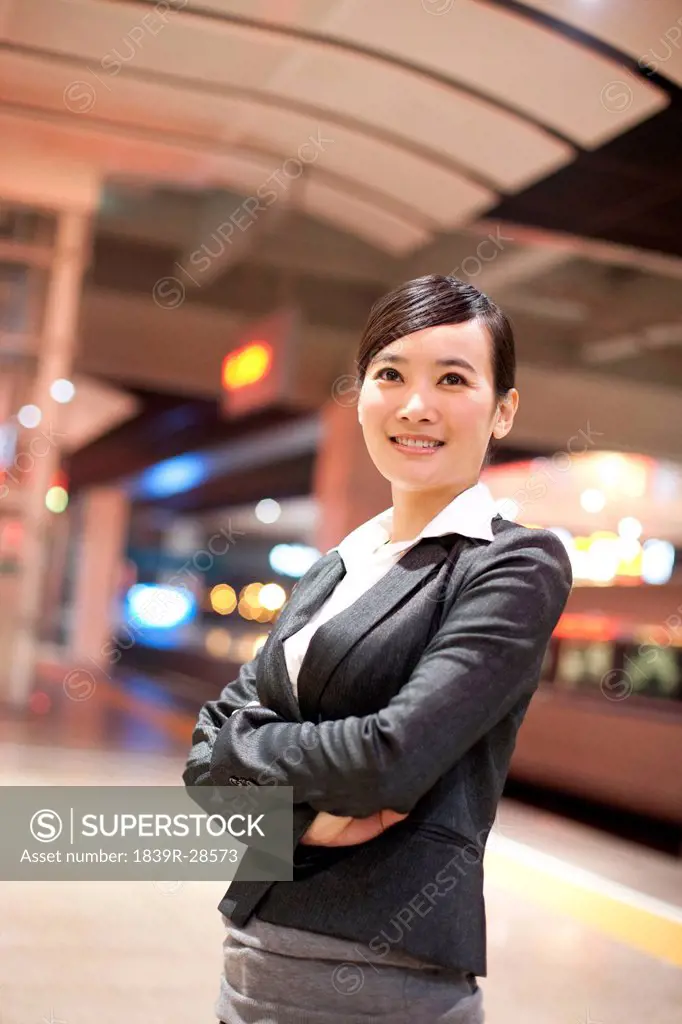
top-left (393, 437), bottom-right (441, 449)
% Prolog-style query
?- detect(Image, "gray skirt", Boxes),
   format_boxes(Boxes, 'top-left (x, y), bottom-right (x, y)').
top-left (216, 914), bottom-right (484, 1023)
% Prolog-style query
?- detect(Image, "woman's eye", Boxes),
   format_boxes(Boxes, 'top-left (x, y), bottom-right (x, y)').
top-left (373, 368), bottom-right (466, 386)
top-left (374, 367), bottom-right (401, 381)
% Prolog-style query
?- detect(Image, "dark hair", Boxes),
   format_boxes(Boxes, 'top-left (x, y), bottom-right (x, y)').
top-left (356, 274), bottom-right (515, 395)
top-left (355, 274), bottom-right (516, 467)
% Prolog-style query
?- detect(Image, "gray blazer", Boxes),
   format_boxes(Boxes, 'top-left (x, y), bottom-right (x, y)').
top-left (183, 514), bottom-right (573, 976)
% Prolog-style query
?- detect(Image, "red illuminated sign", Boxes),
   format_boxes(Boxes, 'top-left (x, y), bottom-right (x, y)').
top-left (220, 307), bottom-right (301, 417)
top-left (222, 341), bottom-right (273, 392)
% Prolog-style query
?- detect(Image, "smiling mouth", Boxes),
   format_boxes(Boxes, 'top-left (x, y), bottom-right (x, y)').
top-left (389, 436), bottom-right (445, 451)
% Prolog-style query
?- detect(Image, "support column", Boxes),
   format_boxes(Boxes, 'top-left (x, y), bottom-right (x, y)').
top-left (312, 387), bottom-right (391, 555)
top-left (6, 210), bottom-right (90, 705)
top-left (70, 487), bottom-right (131, 669)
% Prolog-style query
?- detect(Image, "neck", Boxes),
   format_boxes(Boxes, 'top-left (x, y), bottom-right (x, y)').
top-left (388, 479), bottom-right (477, 544)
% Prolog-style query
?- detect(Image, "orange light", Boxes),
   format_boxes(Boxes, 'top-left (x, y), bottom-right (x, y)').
top-left (51, 469), bottom-right (69, 490)
top-left (553, 613), bottom-right (618, 642)
top-left (210, 584), bottom-right (237, 616)
top-left (222, 341), bottom-right (273, 391)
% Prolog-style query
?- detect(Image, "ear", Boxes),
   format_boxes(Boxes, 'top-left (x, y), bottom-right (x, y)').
top-left (492, 389), bottom-right (519, 439)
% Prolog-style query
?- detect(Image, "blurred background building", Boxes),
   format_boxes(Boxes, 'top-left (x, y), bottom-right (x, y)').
top-left (0, 2), bottom-right (681, 1022)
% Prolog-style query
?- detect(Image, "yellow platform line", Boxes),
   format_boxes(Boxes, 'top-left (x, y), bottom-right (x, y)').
top-left (485, 834), bottom-right (682, 968)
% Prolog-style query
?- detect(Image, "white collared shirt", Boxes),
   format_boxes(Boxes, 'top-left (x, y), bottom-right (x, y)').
top-left (282, 482), bottom-right (499, 699)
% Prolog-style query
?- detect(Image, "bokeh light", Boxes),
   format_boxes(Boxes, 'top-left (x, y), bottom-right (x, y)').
top-left (580, 488), bottom-right (606, 513)
top-left (255, 498), bottom-right (281, 524)
top-left (258, 583), bottom-right (286, 612)
top-left (204, 628), bottom-right (233, 659)
top-left (45, 486), bottom-right (69, 513)
top-left (210, 584), bottom-right (237, 615)
top-left (18, 404), bottom-right (42, 428)
top-left (50, 378), bottom-right (76, 403)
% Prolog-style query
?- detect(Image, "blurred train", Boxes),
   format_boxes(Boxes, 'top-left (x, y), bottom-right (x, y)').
top-left (511, 583), bottom-right (682, 833)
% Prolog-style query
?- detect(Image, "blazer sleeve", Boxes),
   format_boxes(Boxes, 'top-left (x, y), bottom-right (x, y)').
top-left (182, 651), bottom-right (263, 787)
top-left (181, 646), bottom-right (320, 850)
top-left (209, 528), bottom-right (573, 816)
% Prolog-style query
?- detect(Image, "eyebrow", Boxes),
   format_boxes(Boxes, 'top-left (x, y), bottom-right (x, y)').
top-left (371, 353), bottom-right (478, 374)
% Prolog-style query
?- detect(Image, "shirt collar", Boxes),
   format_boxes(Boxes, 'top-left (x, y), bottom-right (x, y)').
top-left (329, 481), bottom-right (499, 567)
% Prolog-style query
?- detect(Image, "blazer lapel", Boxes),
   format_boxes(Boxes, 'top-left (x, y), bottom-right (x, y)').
top-left (297, 538), bottom-right (457, 721)
top-left (263, 538), bottom-right (457, 723)
top-left (258, 534), bottom-right (469, 722)
top-left (257, 552), bottom-right (346, 721)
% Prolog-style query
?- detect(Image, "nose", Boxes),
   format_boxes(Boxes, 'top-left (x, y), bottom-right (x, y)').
top-left (397, 389), bottom-right (438, 422)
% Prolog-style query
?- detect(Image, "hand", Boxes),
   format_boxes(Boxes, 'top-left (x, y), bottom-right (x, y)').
top-left (300, 809), bottom-right (408, 847)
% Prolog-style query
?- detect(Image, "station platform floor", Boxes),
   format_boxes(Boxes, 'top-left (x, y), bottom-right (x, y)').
top-left (0, 664), bottom-right (680, 1024)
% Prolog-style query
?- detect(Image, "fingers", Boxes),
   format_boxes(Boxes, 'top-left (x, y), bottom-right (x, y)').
top-left (300, 811), bottom-right (353, 845)
top-left (301, 809), bottom-right (409, 847)
top-left (379, 809), bottom-right (409, 828)
top-left (315, 814), bottom-right (386, 846)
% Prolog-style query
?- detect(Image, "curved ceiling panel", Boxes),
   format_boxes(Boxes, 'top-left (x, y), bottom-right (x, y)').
top-left (0, 52), bottom-right (242, 141)
top-left (3, 0), bottom-right (299, 87)
top-left (524, 0), bottom-right (682, 87)
top-left (188, 0), bottom-right (341, 32)
top-left (301, 180), bottom-right (432, 256)
top-left (0, 38), bottom-right (572, 196)
top-left (0, 108), bottom-right (227, 186)
top-left (0, 48), bottom-right (496, 229)
top-left (315, 0), bottom-right (669, 145)
top-left (4, 0), bottom-right (665, 162)
top-left (166, 148), bottom-right (431, 255)
top-left (229, 105), bottom-right (496, 227)
top-left (0, 105), bottom-right (431, 254)
top-left (269, 47), bottom-right (574, 192)
top-left (0, 0), bottom-right (674, 256)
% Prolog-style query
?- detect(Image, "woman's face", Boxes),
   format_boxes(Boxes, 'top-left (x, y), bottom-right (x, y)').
top-left (357, 321), bottom-right (518, 493)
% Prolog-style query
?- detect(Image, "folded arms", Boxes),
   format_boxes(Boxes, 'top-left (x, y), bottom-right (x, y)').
top-left (206, 529), bottom-right (572, 817)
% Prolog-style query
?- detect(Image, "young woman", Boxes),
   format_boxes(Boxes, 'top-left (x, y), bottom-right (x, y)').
top-left (184, 274), bottom-right (573, 1023)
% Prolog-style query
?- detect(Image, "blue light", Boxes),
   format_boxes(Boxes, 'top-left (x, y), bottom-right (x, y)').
top-left (139, 454), bottom-right (207, 498)
top-left (125, 584), bottom-right (196, 629)
top-left (269, 543), bottom-right (321, 578)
